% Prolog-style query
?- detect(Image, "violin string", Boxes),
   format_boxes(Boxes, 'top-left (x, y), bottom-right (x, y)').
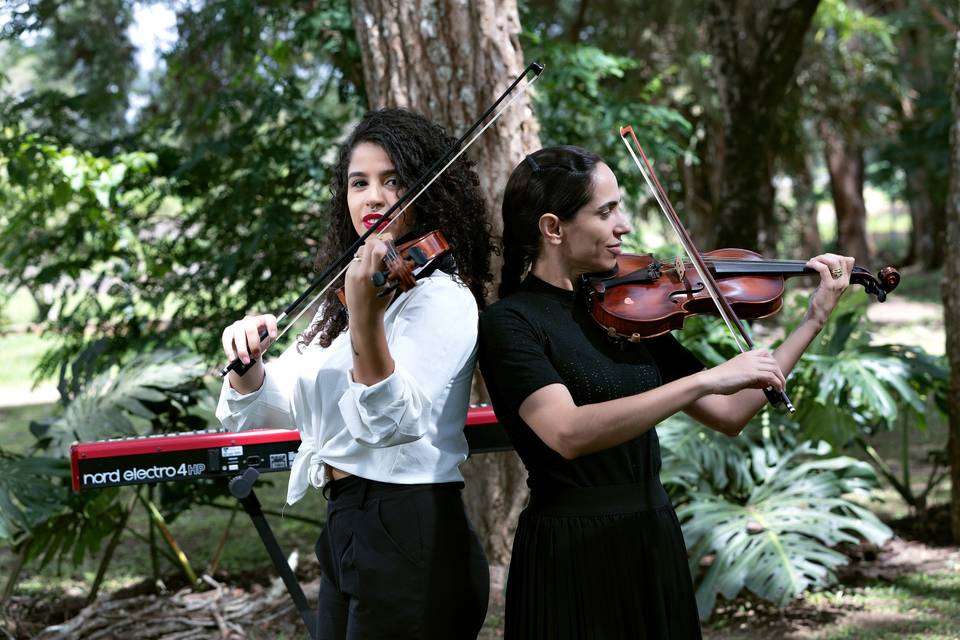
top-left (268, 71), bottom-right (543, 347)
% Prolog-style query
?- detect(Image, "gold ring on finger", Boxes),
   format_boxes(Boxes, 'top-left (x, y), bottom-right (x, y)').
top-left (831, 267), bottom-right (843, 279)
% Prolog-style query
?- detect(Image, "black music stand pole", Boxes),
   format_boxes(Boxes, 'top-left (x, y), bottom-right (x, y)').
top-left (229, 468), bottom-right (318, 639)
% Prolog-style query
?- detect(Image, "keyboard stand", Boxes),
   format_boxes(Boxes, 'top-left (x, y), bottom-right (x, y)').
top-left (229, 468), bottom-right (318, 639)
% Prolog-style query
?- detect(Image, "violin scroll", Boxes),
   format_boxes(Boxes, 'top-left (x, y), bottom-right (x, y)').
top-left (851, 265), bottom-right (900, 303)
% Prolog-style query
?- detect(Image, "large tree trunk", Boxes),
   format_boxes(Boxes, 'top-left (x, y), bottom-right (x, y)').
top-left (896, 10), bottom-right (946, 269)
top-left (944, 30), bottom-right (960, 545)
top-left (704, 0), bottom-right (821, 252)
top-left (681, 115), bottom-right (726, 251)
top-left (819, 120), bottom-right (875, 266)
top-left (791, 155), bottom-right (823, 259)
top-left (351, 0), bottom-right (540, 567)
top-left (904, 165), bottom-right (935, 266)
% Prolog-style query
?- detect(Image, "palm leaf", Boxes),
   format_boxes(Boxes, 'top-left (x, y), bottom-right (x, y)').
top-left (0, 452), bottom-right (70, 542)
top-left (47, 349), bottom-right (206, 454)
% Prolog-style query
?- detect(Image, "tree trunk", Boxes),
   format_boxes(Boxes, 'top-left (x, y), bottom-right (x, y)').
top-left (681, 116), bottom-right (726, 251)
top-left (351, 0), bottom-right (540, 566)
top-left (904, 165), bottom-right (935, 266)
top-left (793, 156), bottom-right (823, 259)
top-left (944, 31), bottom-right (960, 545)
top-left (895, 8), bottom-right (946, 269)
top-left (819, 120), bottom-right (875, 265)
top-left (704, 0), bottom-right (821, 251)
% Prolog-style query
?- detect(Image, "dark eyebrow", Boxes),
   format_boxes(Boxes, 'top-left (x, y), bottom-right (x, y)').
top-left (347, 170), bottom-right (398, 179)
top-left (597, 200), bottom-right (618, 211)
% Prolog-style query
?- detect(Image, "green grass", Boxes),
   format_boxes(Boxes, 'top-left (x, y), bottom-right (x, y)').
top-left (2, 287), bottom-right (41, 327)
top-left (0, 331), bottom-right (56, 391)
top-left (703, 571), bottom-right (960, 639)
top-left (806, 572), bottom-right (960, 639)
top-left (0, 402), bottom-right (56, 453)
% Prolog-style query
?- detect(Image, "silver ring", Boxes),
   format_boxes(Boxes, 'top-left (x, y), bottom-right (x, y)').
top-left (831, 267), bottom-right (843, 279)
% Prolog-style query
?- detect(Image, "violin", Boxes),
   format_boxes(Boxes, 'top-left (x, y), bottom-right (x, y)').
top-left (617, 124), bottom-right (903, 413)
top-left (335, 230), bottom-right (451, 305)
top-left (583, 248), bottom-right (901, 342)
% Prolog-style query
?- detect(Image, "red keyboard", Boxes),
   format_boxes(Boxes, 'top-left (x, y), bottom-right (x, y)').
top-left (71, 405), bottom-right (506, 491)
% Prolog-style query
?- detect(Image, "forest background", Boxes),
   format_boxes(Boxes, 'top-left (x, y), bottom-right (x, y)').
top-left (1, 0), bottom-right (959, 638)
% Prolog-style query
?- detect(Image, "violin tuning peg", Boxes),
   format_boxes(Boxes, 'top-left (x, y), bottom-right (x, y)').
top-left (371, 271), bottom-right (388, 287)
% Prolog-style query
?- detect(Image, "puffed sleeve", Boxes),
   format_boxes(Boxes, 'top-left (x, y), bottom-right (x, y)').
top-left (215, 343), bottom-right (300, 432)
top-left (478, 304), bottom-right (564, 416)
top-left (338, 275), bottom-right (478, 448)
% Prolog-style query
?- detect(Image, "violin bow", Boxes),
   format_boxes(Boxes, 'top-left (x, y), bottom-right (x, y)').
top-left (220, 62), bottom-right (545, 377)
top-left (619, 125), bottom-right (796, 413)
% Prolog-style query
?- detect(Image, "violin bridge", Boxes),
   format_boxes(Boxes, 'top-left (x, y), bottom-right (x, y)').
top-left (674, 256), bottom-right (685, 282)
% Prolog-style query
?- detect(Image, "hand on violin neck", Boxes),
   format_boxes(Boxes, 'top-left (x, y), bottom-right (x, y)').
top-left (344, 234), bottom-right (395, 322)
top-left (803, 253), bottom-right (855, 329)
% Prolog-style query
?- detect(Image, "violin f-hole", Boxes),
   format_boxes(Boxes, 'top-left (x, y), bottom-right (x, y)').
top-left (669, 282), bottom-right (704, 304)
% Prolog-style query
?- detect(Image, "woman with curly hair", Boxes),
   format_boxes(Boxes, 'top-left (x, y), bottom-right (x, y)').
top-left (216, 109), bottom-right (492, 639)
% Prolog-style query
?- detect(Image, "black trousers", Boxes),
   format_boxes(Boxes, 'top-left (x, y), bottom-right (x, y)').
top-left (315, 476), bottom-right (489, 640)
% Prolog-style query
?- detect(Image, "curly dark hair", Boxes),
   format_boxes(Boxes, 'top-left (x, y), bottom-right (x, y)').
top-left (300, 108), bottom-right (494, 348)
top-left (499, 145), bottom-right (603, 299)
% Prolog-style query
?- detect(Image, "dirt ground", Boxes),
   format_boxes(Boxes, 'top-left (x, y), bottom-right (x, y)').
top-left (4, 528), bottom-right (957, 640)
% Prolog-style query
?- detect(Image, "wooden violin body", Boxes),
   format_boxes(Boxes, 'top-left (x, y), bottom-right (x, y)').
top-left (584, 248), bottom-right (901, 342)
top-left (335, 230), bottom-right (451, 306)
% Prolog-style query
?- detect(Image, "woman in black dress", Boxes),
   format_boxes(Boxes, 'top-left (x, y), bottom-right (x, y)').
top-left (478, 145), bottom-right (854, 639)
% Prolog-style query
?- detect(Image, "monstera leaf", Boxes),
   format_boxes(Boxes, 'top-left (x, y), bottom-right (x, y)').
top-left (680, 448), bottom-right (890, 617)
top-left (658, 417), bottom-right (891, 619)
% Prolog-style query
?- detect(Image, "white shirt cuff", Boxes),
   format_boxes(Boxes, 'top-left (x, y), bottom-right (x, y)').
top-left (338, 368), bottom-right (428, 448)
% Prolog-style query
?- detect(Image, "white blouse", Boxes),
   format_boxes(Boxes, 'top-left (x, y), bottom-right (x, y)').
top-left (215, 271), bottom-right (478, 505)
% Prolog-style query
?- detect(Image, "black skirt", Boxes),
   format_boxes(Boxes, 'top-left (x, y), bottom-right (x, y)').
top-left (505, 482), bottom-right (702, 640)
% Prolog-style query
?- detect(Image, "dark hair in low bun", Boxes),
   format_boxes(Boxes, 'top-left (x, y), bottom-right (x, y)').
top-left (499, 145), bottom-right (603, 299)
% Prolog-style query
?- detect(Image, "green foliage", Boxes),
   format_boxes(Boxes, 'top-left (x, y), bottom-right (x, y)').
top-left (677, 294), bottom-right (947, 449)
top-left (783, 295), bottom-right (946, 447)
top-left (0, 1), bottom-right (363, 390)
top-left (0, 452), bottom-right (122, 571)
top-left (660, 415), bottom-right (891, 619)
top-left (664, 292), bottom-right (946, 616)
top-left (0, 350), bottom-right (209, 580)
top-left (0, 453), bottom-right (71, 543)
top-left (1, 0), bottom-right (138, 143)
top-left (521, 14), bottom-right (693, 214)
top-left (39, 350), bottom-right (208, 456)
top-left (0, 124), bottom-right (162, 387)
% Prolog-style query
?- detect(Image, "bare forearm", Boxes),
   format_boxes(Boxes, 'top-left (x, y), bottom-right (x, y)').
top-left (711, 317), bottom-right (825, 427)
top-left (349, 312), bottom-right (394, 385)
top-left (559, 371), bottom-right (713, 457)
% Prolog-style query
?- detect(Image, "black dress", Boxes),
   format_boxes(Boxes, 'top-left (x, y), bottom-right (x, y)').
top-left (478, 274), bottom-right (705, 640)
